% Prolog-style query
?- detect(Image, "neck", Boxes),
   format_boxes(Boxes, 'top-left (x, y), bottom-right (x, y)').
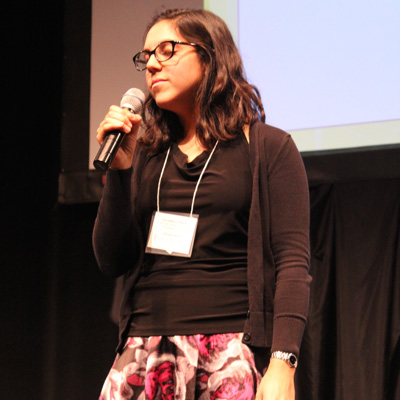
top-left (178, 134), bottom-right (206, 163)
top-left (177, 105), bottom-right (198, 140)
top-left (175, 106), bottom-right (206, 162)
top-left (177, 117), bottom-right (207, 162)
top-left (179, 118), bottom-right (197, 145)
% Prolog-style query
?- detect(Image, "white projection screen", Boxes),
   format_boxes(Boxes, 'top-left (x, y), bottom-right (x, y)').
top-left (207, 0), bottom-right (400, 153)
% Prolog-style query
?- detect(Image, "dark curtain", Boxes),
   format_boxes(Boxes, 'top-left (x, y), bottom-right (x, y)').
top-left (42, 203), bottom-right (118, 400)
top-left (296, 178), bottom-right (400, 400)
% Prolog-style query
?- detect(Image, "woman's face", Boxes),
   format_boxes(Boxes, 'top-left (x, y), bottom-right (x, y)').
top-left (144, 20), bottom-right (204, 119)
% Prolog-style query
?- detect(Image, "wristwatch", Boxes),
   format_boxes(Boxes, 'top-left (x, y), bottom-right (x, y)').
top-left (270, 351), bottom-right (298, 368)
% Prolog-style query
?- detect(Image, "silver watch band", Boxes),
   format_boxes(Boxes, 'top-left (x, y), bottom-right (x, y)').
top-left (270, 351), bottom-right (298, 368)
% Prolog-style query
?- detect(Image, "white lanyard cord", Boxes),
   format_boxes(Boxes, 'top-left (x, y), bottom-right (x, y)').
top-left (156, 140), bottom-right (219, 217)
top-left (157, 146), bottom-right (171, 213)
top-left (190, 140), bottom-right (219, 216)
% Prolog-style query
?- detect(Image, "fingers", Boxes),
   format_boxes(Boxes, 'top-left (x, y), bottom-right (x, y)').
top-left (96, 105), bottom-right (142, 145)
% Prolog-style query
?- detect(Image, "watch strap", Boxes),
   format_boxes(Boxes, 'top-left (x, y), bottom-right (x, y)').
top-left (270, 351), bottom-right (298, 368)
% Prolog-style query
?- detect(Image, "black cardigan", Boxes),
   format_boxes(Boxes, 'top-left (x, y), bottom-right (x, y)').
top-left (93, 121), bottom-right (311, 357)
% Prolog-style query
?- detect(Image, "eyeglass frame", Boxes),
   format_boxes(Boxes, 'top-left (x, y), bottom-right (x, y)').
top-left (132, 40), bottom-right (200, 71)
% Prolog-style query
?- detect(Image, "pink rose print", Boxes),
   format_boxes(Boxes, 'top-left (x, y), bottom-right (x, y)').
top-left (196, 334), bottom-right (236, 361)
top-left (145, 361), bottom-right (175, 400)
top-left (126, 337), bottom-right (141, 348)
top-left (127, 373), bottom-right (144, 387)
top-left (211, 375), bottom-right (254, 400)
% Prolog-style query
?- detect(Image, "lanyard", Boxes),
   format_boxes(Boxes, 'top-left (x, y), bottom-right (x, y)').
top-left (156, 140), bottom-right (219, 217)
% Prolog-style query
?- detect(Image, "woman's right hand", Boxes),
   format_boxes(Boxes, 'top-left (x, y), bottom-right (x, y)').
top-left (96, 105), bottom-right (143, 170)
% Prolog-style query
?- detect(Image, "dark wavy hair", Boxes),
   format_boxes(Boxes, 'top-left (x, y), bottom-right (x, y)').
top-left (139, 8), bottom-right (265, 153)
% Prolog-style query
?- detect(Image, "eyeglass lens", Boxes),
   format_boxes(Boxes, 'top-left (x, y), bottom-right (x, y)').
top-left (135, 42), bottom-right (175, 69)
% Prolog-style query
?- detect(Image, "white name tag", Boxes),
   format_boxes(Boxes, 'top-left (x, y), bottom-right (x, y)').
top-left (145, 211), bottom-right (199, 257)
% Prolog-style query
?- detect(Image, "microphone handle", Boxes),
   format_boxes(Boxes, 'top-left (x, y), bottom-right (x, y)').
top-left (93, 130), bottom-right (125, 171)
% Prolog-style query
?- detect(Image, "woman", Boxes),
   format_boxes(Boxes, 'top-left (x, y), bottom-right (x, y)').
top-left (94, 8), bottom-right (311, 400)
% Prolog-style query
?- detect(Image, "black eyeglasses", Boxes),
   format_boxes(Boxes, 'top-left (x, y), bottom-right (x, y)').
top-left (133, 40), bottom-right (199, 71)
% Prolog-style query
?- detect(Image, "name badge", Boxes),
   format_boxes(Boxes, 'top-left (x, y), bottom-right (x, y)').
top-left (145, 211), bottom-right (199, 257)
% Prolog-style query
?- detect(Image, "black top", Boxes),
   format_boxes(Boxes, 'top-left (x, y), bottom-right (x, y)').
top-left (128, 134), bottom-right (251, 336)
top-left (93, 122), bottom-right (311, 356)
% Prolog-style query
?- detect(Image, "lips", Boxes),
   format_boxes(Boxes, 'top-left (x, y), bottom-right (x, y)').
top-left (151, 78), bottom-right (166, 88)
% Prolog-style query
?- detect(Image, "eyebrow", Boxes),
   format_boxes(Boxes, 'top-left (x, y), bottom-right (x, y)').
top-left (142, 39), bottom-right (181, 52)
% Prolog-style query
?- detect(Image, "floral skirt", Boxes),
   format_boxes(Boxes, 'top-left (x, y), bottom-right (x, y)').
top-left (99, 333), bottom-right (262, 400)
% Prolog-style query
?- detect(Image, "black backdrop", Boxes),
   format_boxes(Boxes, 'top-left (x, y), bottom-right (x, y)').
top-left (297, 178), bottom-right (400, 400)
top-left (2, 1), bottom-right (399, 399)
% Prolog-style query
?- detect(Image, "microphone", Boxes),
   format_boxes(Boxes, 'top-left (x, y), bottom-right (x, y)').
top-left (93, 88), bottom-right (145, 171)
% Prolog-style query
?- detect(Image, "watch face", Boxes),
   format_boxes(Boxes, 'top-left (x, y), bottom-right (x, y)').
top-left (289, 355), bottom-right (297, 366)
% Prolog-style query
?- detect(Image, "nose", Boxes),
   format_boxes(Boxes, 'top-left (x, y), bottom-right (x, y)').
top-left (146, 53), bottom-right (162, 72)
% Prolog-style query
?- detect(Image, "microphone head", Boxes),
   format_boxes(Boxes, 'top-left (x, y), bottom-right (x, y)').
top-left (120, 88), bottom-right (145, 114)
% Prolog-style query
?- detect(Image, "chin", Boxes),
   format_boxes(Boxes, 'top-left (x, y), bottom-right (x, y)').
top-left (154, 97), bottom-right (179, 114)
top-left (153, 91), bottom-right (192, 117)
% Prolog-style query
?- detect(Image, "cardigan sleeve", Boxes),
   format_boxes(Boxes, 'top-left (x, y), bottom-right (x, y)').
top-left (266, 130), bottom-right (312, 357)
top-left (92, 143), bottom-right (149, 278)
top-left (92, 167), bottom-right (140, 278)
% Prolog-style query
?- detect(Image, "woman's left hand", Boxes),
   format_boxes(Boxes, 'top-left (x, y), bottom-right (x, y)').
top-left (255, 358), bottom-right (295, 400)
